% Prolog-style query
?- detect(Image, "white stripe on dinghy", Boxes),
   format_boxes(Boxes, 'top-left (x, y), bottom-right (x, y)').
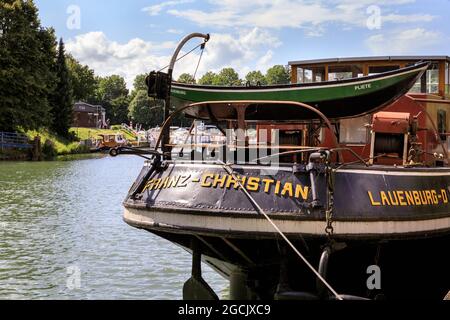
top-left (124, 208), bottom-right (450, 236)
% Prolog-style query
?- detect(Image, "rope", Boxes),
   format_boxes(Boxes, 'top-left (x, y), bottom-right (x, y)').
top-left (192, 43), bottom-right (205, 82)
top-left (218, 160), bottom-right (343, 300)
top-left (157, 42), bottom-right (203, 72)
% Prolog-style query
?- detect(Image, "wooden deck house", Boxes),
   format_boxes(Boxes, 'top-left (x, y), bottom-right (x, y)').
top-left (289, 56), bottom-right (450, 97)
top-left (251, 56), bottom-right (450, 165)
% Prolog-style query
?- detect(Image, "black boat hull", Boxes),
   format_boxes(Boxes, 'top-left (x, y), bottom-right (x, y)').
top-left (123, 162), bottom-right (450, 299)
top-left (124, 162), bottom-right (450, 239)
top-left (125, 222), bottom-right (450, 300)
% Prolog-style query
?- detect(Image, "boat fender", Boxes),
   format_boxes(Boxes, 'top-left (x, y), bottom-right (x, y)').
top-left (307, 151), bottom-right (328, 208)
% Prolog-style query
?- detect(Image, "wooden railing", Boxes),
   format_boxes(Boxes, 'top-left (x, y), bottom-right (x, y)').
top-left (0, 132), bottom-right (32, 150)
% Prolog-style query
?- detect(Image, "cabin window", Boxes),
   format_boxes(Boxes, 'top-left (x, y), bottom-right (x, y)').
top-left (297, 67), bottom-right (326, 83)
top-left (409, 62), bottom-right (440, 94)
top-left (427, 64), bottom-right (439, 94)
top-left (438, 110), bottom-right (447, 141)
top-left (339, 115), bottom-right (370, 144)
top-left (304, 69), bottom-right (313, 83)
top-left (297, 68), bottom-right (304, 83)
top-left (297, 67), bottom-right (312, 83)
top-left (328, 65), bottom-right (363, 81)
top-left (279, 130), bottom-right (303, 146)
top-left (446, 62), bottom-right (449, 95)
top-left (314, 67), bottom-right (325, 82)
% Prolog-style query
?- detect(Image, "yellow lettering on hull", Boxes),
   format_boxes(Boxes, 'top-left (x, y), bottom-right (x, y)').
top-left (367, 188), bottom-right (450, 207)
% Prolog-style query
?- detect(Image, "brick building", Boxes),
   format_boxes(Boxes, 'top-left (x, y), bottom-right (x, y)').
top-left (73, 102), bottom-right (106, 128)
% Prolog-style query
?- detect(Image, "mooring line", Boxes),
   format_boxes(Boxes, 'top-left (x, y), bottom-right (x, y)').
top-left (219, 160), bottom-right (343, 301)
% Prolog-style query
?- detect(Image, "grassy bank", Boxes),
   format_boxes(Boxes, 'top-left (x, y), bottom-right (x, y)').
top-left (25, 127), bottom-right (137, 157)
top-left (70, 127), bottom-right (136, 141)
top-left (26, 129), bottom-right (86, 156)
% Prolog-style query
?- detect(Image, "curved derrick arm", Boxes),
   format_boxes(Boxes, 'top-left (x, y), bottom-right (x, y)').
top-left (160, 33), bottom-right (210, 153)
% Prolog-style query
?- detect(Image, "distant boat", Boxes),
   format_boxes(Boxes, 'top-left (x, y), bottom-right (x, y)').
top-left (171, 62), bottom-right (429, 120)
top-left (94, 133), bottom-right (130, 151)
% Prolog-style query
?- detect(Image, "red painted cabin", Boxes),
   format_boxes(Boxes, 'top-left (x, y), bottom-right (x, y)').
top-left (255, 56), bottom-right (450, 166)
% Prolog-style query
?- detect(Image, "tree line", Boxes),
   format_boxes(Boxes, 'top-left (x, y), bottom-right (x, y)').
top-left (0, 0), bottom-right (291, 136)
top-left (0, 0), bottom-right (132, 137)
top-left (178, 66), bottom-right (290, 86)
top-left (128, 65), bottom-right (291, 129)
top-left (1, 0), bottom-right (72, 136)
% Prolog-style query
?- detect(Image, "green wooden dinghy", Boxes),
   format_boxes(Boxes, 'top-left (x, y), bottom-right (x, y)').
top-left (171, 62), bottom-right (428, 120)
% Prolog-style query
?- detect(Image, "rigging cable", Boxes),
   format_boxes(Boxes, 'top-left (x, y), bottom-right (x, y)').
top-left (157, 42), bottom-right (204, 72)
top-left (218, 160), bottom-right (343, 301)
top-left (192, 42), bottom-right (206, 82)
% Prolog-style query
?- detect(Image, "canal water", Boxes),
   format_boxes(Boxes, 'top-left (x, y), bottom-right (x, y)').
top-left (0, 155), bottom-right (228, 299)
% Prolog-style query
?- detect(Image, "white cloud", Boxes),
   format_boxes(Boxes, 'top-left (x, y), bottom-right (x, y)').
top-left (167, 0), bottom-right (435, 34)
top-left (66, 28), bottom-right (280, 89)
top-left (188, 28), bottom-right (281, 78)
top-left (304, 25), bottom-right (326, 37)
top-left (365, 28), bottom-right (441, 55)
top-left (382, 14), bottom-right (435, 24)
top-left (142, 0), bottom-right (194, 16)
top-left (166, 28), bottom-right (183, 34)
top-left (257, 50), bottom-right (274, 71)
top-left (66, 32), bottom-right (175, 88)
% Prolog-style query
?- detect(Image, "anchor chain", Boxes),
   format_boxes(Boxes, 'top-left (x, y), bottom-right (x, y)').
top-left (325, 165), bottom-right (335, 237)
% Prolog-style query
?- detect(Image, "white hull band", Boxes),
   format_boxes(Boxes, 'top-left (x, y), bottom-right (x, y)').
top-left (124, 208), bottom-right (450, 238)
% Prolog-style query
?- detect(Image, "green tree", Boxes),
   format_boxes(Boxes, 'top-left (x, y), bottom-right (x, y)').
top-left (198, 71), bottom-right (218, 85)
top-left (50, 38), bottom-right (73, 137)
top-left (96, 75), bottom-right (128, 102)
top-left (245, 70), bottom-right (267, 86)
top-left (133, 74), bottom-right (147, 92)
top-left (95, 75), bottom-right (129, 123)
top-left (265, 65), bottom-right (290, 85)
top-left (0, 0), bottom-right (56, 131)
top-left (110, 95), bottom-right (130, 125)
top-left (214, 68), bottom-right (242, 86)
top-left (177, 73), bottom-right (195, 84)
top-left (130, 73), bottom-right (147, 101)
top-left (128, 90), bottom-right (163, 128)
top-left (66, 54), bottom-right (97, 103)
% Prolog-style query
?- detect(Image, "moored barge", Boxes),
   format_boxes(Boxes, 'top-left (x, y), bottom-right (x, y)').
top-left (118, 34), bottom-right (450, 300)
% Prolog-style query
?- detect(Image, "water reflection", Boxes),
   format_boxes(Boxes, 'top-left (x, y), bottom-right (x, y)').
top-left (0, 156), bottom-right (227, 299)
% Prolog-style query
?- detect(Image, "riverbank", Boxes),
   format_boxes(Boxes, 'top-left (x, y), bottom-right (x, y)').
top-left (0, 127), bottom-right (137, 162)
top-left (0, 149), bottom-right (30, 161)
top-left (22, 127), bottom-right (136, 159)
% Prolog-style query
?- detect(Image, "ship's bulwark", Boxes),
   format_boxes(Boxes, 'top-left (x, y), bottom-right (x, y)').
top-left (125, 162), bottom-right (450, 237)
top-left (123, 162), bottom-right (450, 299)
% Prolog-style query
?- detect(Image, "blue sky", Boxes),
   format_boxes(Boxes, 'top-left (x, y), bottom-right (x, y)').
top-left (35, 0), bottom-right (450, 88)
